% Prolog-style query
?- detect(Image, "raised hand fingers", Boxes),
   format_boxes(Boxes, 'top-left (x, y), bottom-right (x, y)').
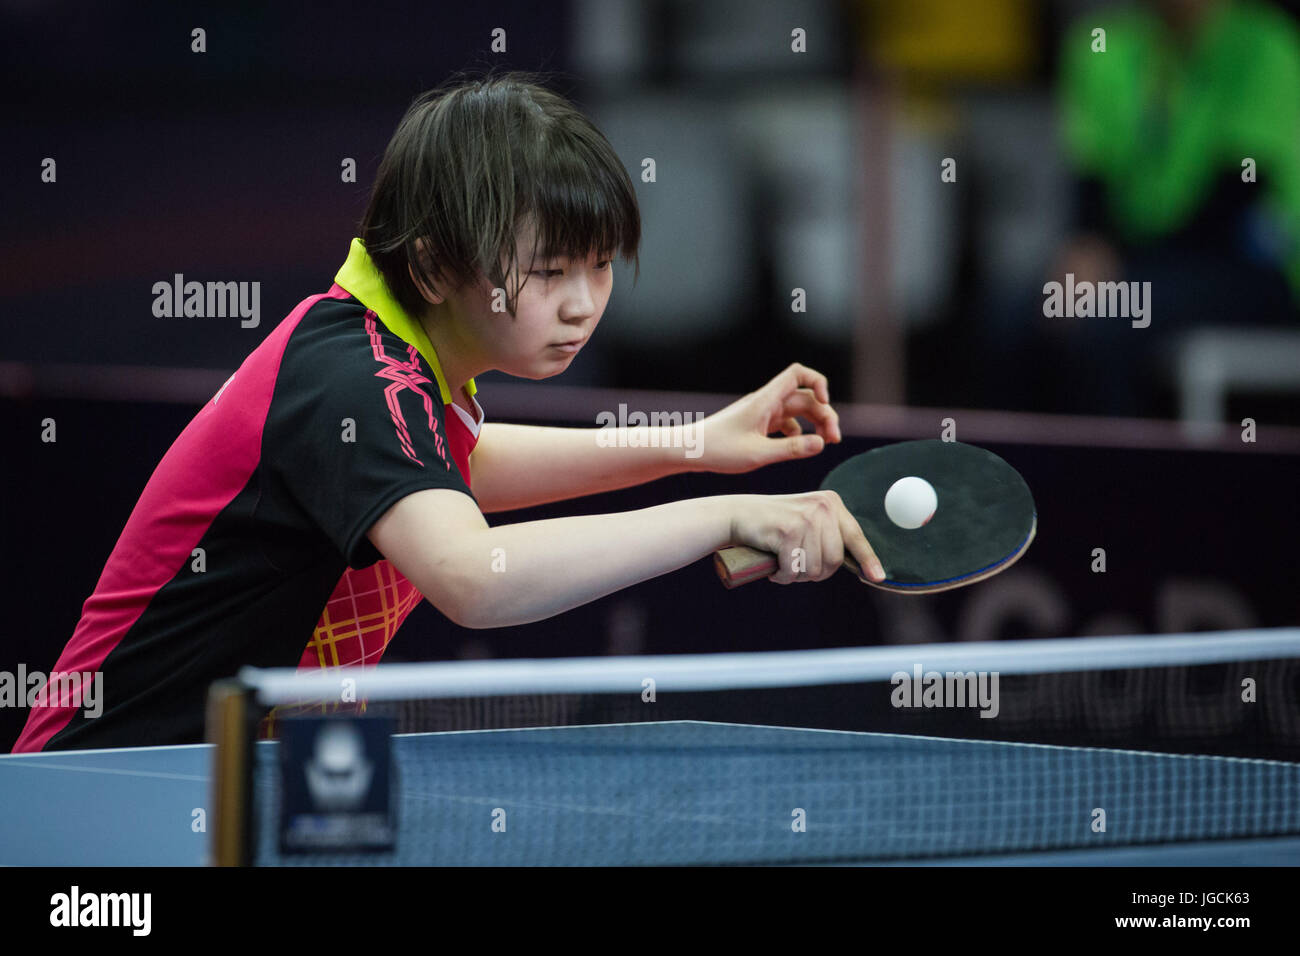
top-left (768, 388), bottom-right (841, 444)
top-left (772, 362), bottom-right (830, 406)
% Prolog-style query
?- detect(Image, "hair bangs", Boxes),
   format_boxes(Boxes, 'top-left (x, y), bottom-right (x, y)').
top-left (361, 71), bottom-right (641, 321)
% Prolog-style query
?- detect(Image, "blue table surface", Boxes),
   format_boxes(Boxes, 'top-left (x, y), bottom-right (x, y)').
top-left (3, 722), bottom-right (1298, 866)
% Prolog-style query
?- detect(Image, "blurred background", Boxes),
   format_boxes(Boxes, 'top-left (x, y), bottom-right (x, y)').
top-left (3, 0), bottom-right (1299, 750)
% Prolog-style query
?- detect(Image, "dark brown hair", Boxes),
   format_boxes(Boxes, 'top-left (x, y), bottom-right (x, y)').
top-left (360, 71), bottom-right (641, 318)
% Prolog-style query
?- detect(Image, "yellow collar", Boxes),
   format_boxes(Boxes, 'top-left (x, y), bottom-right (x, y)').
top-left (334, 238), bottom-right (476, 404)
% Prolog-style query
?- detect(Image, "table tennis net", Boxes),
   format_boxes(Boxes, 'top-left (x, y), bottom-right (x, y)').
top-left (210, 629), bottom-right (1300, 865)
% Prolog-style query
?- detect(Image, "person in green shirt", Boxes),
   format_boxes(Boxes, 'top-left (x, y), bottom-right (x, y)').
top-left (1045, 0), bottom-right (1300, 414)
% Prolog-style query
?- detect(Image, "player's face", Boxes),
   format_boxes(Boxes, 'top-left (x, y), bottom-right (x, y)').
top-left (478, 244), bottom-right (615, 380)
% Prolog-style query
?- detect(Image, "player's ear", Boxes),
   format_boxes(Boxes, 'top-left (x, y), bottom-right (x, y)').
top-left (408, 238), bottom-right (446, 305)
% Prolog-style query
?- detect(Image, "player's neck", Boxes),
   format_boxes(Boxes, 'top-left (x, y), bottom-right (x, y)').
top-left (419, 309), bottom-right (483, 406)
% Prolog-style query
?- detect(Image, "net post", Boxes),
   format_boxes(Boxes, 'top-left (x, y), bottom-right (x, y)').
top-left (207, 678), bottom-right (256, 866)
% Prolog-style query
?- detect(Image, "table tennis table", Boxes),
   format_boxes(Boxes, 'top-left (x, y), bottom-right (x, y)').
top-left (3, 721), bottom-right (1299, 866)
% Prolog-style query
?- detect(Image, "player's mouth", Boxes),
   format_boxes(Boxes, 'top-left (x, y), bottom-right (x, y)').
top-left (550, 339), bottom-right (585, 354)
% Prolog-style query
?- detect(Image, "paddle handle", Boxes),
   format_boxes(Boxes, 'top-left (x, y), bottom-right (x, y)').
top-left (713, 546), bottom-right (861, 588)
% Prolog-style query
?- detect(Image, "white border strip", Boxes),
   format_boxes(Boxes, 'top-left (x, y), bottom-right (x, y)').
top-left (240, 628), bottom-right (1300, 705)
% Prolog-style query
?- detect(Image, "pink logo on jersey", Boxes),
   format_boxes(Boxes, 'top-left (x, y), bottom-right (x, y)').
top-left (364, 312), bottom-right (449, 468)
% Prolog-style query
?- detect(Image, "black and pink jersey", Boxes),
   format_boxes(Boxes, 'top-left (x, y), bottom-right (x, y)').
top-left (15, 240), bottom-right (482, 752)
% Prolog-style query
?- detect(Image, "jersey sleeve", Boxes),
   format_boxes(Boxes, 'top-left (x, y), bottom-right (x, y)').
top-left (267, 313), bottom-right (476, 568)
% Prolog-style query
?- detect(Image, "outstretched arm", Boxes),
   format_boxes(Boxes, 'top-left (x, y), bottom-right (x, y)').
top-left (469, 421), bottom-right (695, 513)
top-left (369, 481), bottom-right (881, 630)
top-left (469, 363), bottom-right (843, 512)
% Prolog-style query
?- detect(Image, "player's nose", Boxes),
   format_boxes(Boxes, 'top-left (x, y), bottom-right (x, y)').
top-left (560, 279), bottom-right (598, 322)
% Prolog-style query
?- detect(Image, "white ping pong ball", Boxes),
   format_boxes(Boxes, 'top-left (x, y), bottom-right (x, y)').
top-left (884, 476), bottom-right (937, 530)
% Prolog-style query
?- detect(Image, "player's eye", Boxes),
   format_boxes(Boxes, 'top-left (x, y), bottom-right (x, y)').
top-left (595, 259), bottom-right (612, 271)
top-left (531, 269), bottom-right (563, 278)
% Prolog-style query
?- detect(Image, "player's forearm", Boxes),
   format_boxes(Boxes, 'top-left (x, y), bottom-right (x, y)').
top-left (470, 422), bottom-right (701, 512)
top-left (447, 496), bottom-right (739, 628)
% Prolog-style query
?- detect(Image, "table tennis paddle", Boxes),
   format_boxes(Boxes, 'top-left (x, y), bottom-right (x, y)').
top-left (714, 439), bottom-right (1036, 593)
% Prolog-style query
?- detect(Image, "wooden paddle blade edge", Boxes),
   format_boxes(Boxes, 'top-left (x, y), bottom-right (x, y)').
top-left (713, 546), bottom-right (777, 588)
top-left (866, 513), bottom-right (1037, 594)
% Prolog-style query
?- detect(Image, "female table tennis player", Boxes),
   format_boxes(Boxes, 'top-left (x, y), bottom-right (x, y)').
top-left (15, 71), bottom-right (881, 753)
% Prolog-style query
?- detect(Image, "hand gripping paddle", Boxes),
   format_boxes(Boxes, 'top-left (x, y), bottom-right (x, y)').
top-left (714, 439), bottom-right (1037, 593)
